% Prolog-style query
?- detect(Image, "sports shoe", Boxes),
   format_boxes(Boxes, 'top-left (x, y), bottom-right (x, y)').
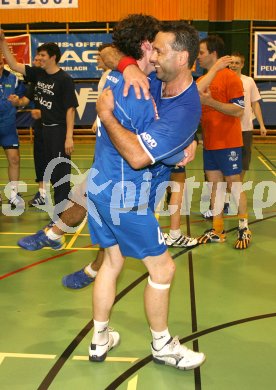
top-left (152, 336), bottom-right (206, 370)
top-left (43, 220), bottom-right (55, 229)
top-left (164, 233), bottom-right (198, 248)
top-left (198, 228), bottom-right (226, 244)
top-left (62, 267), bottom-right (95, 289)
top-left (8, 193), bottom-right (24, 210)
top-left (17, 229), bottom-right (65, 251)
top-left (202, 203), bottom-right (231, 219)
top-left (234, 227), bottom-right (252, 249)
top-left (202, 209), bottom-right (213, 219)
top-left (28, 191), bottom-right (47, 207)
top-left (89, 329), bottom-right (120, 362)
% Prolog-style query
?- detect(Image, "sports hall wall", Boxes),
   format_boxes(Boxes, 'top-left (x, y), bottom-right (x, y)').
top-left (1, 0), bottom-right (276, 129)
top-left (0, 0), bottom-right (276, 23)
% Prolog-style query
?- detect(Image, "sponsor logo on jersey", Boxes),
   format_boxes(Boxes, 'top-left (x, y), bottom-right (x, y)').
top-left (106, 74), bottom-right (119, 84)
top-left (39, 97), bottom-right (52, 110)
top-left (37, 81), bottom-right (55, 95)
top-left (228, 150), bottom-right (238, 162)
top-left (140, 132), bottom-right (157, 149)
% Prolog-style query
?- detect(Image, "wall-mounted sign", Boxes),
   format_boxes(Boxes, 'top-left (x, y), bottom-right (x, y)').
top-left (0, 0), bottom-right (78, 9)
top-left (254, 32), bottom-right (276, 79)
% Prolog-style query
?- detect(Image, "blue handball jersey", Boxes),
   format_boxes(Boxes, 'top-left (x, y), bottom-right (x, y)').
top-left (142, 72), bottom-right (201, 166)
top-left (88, 71), bottom-right (157, 209)
top-left (88, 70), bottom-right (201, 209)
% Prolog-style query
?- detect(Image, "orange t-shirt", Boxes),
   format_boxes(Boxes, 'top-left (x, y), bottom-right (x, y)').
top-left (197, 68), bottom-right (244, 150)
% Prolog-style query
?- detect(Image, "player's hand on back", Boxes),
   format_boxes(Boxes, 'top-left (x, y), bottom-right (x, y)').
top-left (123, 65), bottom-right (150, 100)
top-left (96, 87), bottom-right (115, 121)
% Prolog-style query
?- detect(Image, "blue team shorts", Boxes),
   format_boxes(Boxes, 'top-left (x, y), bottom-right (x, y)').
top-left (87, 196), bottom-right (167, 259)
top-left (87, 166), bottom-right (171, 260)
top-left (0, 124), bottom-right (19, 149)
top-left (203, 147), bottom-right (242, 176)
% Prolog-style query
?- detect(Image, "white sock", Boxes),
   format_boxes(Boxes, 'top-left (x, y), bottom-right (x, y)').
top-left (225, 193), bottom-right (231, 204)
top-left (46, 228), bottom-right (62, 241)
top-left (151, 328), bottom-right (171, 351)
top-left (39, 188), bottom-right (46, 198)
top-left (10, 186), bottom-right (18, 199)
top-left (239, 218), bottom-right (248, 230)
top-left (169, 229), bottom-right (181, 239)
top-left (85, 263), bottom-right (98, 278)
top-left (92, 320), bottom-right (109, 345)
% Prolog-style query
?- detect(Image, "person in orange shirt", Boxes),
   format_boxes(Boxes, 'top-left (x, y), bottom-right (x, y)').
top-left (197, 35), bottom-right (251, 249)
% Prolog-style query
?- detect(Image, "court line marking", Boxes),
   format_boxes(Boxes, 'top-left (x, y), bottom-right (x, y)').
top-left (73, 356), bottom-right (139, 363)
top-left (0, 250), bottom-right (78, 281)
top-left (65, 217), bottom-right (88, 249)
top-left (0, 352), bottom-right (139, 365)
top-left (127, 375), bottom-right (138, 390)
top-left (0, 353), bottom-right (56, 365)
top-left (258, 156), bottom-right (276, 177)
top-left (0, 246), bottom-right (98, 250)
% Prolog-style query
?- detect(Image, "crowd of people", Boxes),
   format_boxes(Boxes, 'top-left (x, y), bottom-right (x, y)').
top-left (0, 13), bottom-right (267, 370)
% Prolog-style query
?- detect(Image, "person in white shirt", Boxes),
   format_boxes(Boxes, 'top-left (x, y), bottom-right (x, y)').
top-left (229, 52), bottom-right (267, 180)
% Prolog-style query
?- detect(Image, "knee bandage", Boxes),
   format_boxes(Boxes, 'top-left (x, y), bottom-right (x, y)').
top-left (148, 276), bottom-right (170, 290)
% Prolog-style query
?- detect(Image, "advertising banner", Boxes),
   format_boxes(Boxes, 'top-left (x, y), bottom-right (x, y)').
top-left (255, 81), bottom-right (276, 126)
top-left (31, 33), bottom-right (112, 79)
top-left (74, 82), bottom-right (98, 126)
top-left (0, 0), bottom-right (78, 9)
top-left (254, 32), bottom-right (276, 79)
top-left (4, 34), bottom-right (31, 65)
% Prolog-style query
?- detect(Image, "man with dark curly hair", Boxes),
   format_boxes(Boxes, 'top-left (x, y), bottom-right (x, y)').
top-left (87, 16), bottom-right (205, 369)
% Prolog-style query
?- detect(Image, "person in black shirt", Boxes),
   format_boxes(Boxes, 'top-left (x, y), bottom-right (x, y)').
top-left (0, 32), bottom-right (78, 221)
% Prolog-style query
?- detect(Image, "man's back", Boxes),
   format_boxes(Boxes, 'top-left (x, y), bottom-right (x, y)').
top-left (89, 70), bottom-right (157, 208)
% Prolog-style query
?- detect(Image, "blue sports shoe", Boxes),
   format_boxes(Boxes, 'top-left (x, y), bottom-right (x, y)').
top-left (62, 268), bottom-right (95, 289)
top-left (18, 229), bottom-right (65, 251)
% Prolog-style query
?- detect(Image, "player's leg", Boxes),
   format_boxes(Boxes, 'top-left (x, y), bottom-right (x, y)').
top-left (225, 174), bottom-right (251, 249)
top-left (89, 245), bottom-right (123, 362)
top-left (198, 168), bottom-right (226, 244)
top-left (4, 147), bottom-right (23, 208)
top-left (163, 169), bottom-right (198, 248)
top-left (143, 251), bottom-right (205, 370)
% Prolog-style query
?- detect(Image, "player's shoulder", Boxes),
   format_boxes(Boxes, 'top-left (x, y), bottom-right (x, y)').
top-left (106, 70), bottom-right (123, 86)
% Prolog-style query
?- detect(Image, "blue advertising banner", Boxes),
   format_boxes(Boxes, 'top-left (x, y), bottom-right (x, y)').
top-left (74, 82), bottom-right (98, 126)
top-left (31, 33), bottom-right (112, 79)
top-left (255, 82), bottom-right (276, 126)
top-left (254, 32), bottom-right (276, 79)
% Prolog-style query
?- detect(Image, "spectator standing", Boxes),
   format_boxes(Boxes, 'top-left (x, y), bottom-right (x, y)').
top-left (0, 32), bottom-right (79, 221)
top-left (197, 35), bottom-right (252, 250)
top-left (229, 52), bottom-right (267, 180)
top-left (0, 53), bottom-right (25, 209)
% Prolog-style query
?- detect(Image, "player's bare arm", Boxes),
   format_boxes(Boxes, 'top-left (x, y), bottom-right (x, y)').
top-left (0, 30), bottom-right (26, 75)
top-left (96, 88), bottom-right (151, 169)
